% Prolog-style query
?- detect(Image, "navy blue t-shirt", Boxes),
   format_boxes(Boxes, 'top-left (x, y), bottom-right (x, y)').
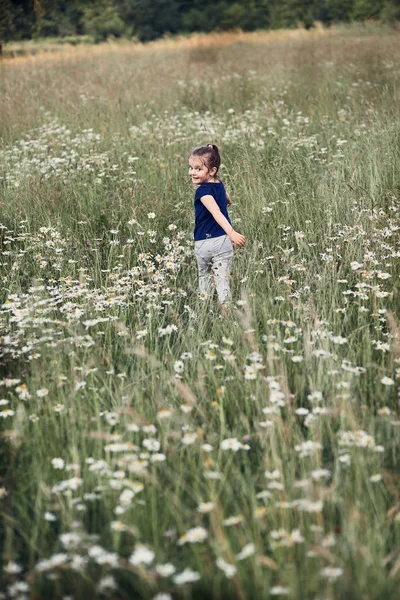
top-left (194, 182), bottom-right (232, 241)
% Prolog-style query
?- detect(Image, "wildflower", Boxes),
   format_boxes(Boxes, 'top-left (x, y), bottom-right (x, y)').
top-left (370, 474), bottom-right (382, 482)
top-left (0, 409), bottom-right (14, 418)
top-left (311, 469), bottom-right (331, 481)
top-left (380, 376), bottom-right (394, 386)
top-left (351, 261), bottom-right (363, 270)
top-left (295, 440), bottom-right (322, 457)
top-left (36, 388), bottom-right (49, 398)
top-left (270, 528), bottom-right (304, 548)
top-left (267, 481), bottom-right (284, 491)
top-left (127, 423), bottom-right (140, 432)
top-left (143, 439), bottom-right (160, 452)
top-left (339, 453), bottom-right (351, 465)
top-left (155, 562), bottom-right (176, 577)
top-left (265, 469), bottom-right (280, 480)
top-left (338, 430), bottom-right (377, 449)
top-left (0, 379), bottom-right (20, 388)
top-left (142, 424), bottom-right (157, 434)
top-left (44, 512), bottom-right (57, 521)
top-left (297, 499), bottom-right (324, 513)
top-left (182, 432), bottom-right (198, 446)
top-left (197, 502), bottom-right (215, 513)
top-left (15, 384), bottom-right (31, 400)
top-left (201, 443), bottom-right (213, 452)
top-left (105, 412), bottom-right (119, 426)
top-left (60, 532), bottom-right (81, 549)
top-left (178, 526), bottom-right (208, 545)
top-left (216, 557), bottom-right (237, 578)
top-left (291, 355), bottom-right (303, 363)
top-left (271, 587), bottom-right (289, 596)
top-left (36, 553), bottom-right (69, 571)
top-left (173, 568), bottom-right (201, 584)
top-left (236, 543), bottom-right (255, 561)
top-left (220, 438), bottom-right (245, 451)
top-left (174, 360), bottom-right (184, 374)
top-left (51, 458), bottom-right (65, 470)
top-left (4, 561), bottom-right (22, 574)
top-left (119, 489), bottom-right (135, 507)
top-left (158, 324), bottom-right (178, 337)
top-left (244, 364), bottom-right (257, 379)
top-left (320, 566), bottom-right (343, 581)
top-left (129, 544), bottom-right (155, 566)
top-left (91, 547), bottom-right (119, 568)
top-left (147, 212), bottom-right (156, 219)
top-left (97, 576), bottom-right (118, 593)
top-left (222, 514), bottom-right (244, 526)
top-left (157, 408), bottom-right (172, 419)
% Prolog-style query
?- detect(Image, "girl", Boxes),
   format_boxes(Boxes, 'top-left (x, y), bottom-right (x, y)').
top-left (189, 144), bottom-right (245, 308)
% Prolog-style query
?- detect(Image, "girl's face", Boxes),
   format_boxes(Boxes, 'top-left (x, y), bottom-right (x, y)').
top-left (188, 156), bottom-right (217, 185)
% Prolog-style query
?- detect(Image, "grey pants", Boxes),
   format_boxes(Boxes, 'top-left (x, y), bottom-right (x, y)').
top-left (194, 235), bottom-right (234, 303)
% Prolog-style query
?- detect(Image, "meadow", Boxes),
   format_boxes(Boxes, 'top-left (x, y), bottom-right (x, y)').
top-left (1, 25), bottom-right (400, 600)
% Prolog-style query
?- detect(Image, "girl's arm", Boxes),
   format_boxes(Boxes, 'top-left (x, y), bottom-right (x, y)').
top-left (226, 190), bottom-right (232, 206)
top-left (200, 195), bottom-right (245, 247)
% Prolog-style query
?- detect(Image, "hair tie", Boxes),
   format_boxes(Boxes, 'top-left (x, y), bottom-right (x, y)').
top-left (208, 144), bottom-right (213, 148)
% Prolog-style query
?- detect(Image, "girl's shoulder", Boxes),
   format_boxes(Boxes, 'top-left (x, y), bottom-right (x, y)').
top-left (208, 180), bottom-right (225, 190)
top-left (194, 181), bottom-right (225, 200)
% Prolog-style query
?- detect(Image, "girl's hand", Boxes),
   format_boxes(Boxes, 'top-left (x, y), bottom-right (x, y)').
top-left (229, 231), bottom-right (246, 247)
top-left (226, 192), bottom-right (232, 206)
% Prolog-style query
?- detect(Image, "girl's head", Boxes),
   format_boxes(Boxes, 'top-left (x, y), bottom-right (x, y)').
top-left (189, 144), bottom-right (221, 184)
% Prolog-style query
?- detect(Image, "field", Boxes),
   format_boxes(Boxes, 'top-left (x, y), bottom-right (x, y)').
top-left (1, 25), bottom-right (400, 600)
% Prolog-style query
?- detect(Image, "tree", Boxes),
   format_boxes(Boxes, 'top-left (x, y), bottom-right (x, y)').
top-left (351, 0), bottom-right (384, 19)
top-left (134, 0), bottom-right (181, 41)
top-left (380, 0), bottom-right (400, 23)
top-left (319, 0), bottom-right (354, 25)
top-left (83, 0), bottom-right (126, 41)
top-left (0, 0), bottom-right (13, 53)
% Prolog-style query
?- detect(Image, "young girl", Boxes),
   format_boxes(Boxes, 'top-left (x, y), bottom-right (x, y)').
top-left (189, 144), bottom-right (245, 307)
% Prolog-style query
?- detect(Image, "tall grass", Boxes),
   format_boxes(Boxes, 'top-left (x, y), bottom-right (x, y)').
top-left (0, 24), bottom-right (400, 600)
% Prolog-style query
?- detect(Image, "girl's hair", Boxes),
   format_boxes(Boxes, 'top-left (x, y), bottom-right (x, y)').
top-left (191, 144), bottom-right (221, 174)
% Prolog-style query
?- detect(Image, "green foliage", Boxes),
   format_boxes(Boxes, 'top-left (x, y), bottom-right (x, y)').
top-left (133, 0), bottom-right (181, 41)
top-left (0, 0), bottom-right (14, 46)
top-left (351, 0), bottom-right (385, 19)
top-left (380, 0), bottom-right (400, 22)
top-left (4, 0), bottom-right (399, 45)
top-left (83, 0), bottom-right (127, 41)
top-left (321, 0), bottom-right (355, 24)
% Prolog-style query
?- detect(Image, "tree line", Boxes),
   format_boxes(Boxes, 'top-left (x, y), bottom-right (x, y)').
top-left (1, 0), bottom-right (400, 45)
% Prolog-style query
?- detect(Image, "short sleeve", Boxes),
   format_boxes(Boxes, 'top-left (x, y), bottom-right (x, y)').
top-left (194, 183), bottom-right (213, 201)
